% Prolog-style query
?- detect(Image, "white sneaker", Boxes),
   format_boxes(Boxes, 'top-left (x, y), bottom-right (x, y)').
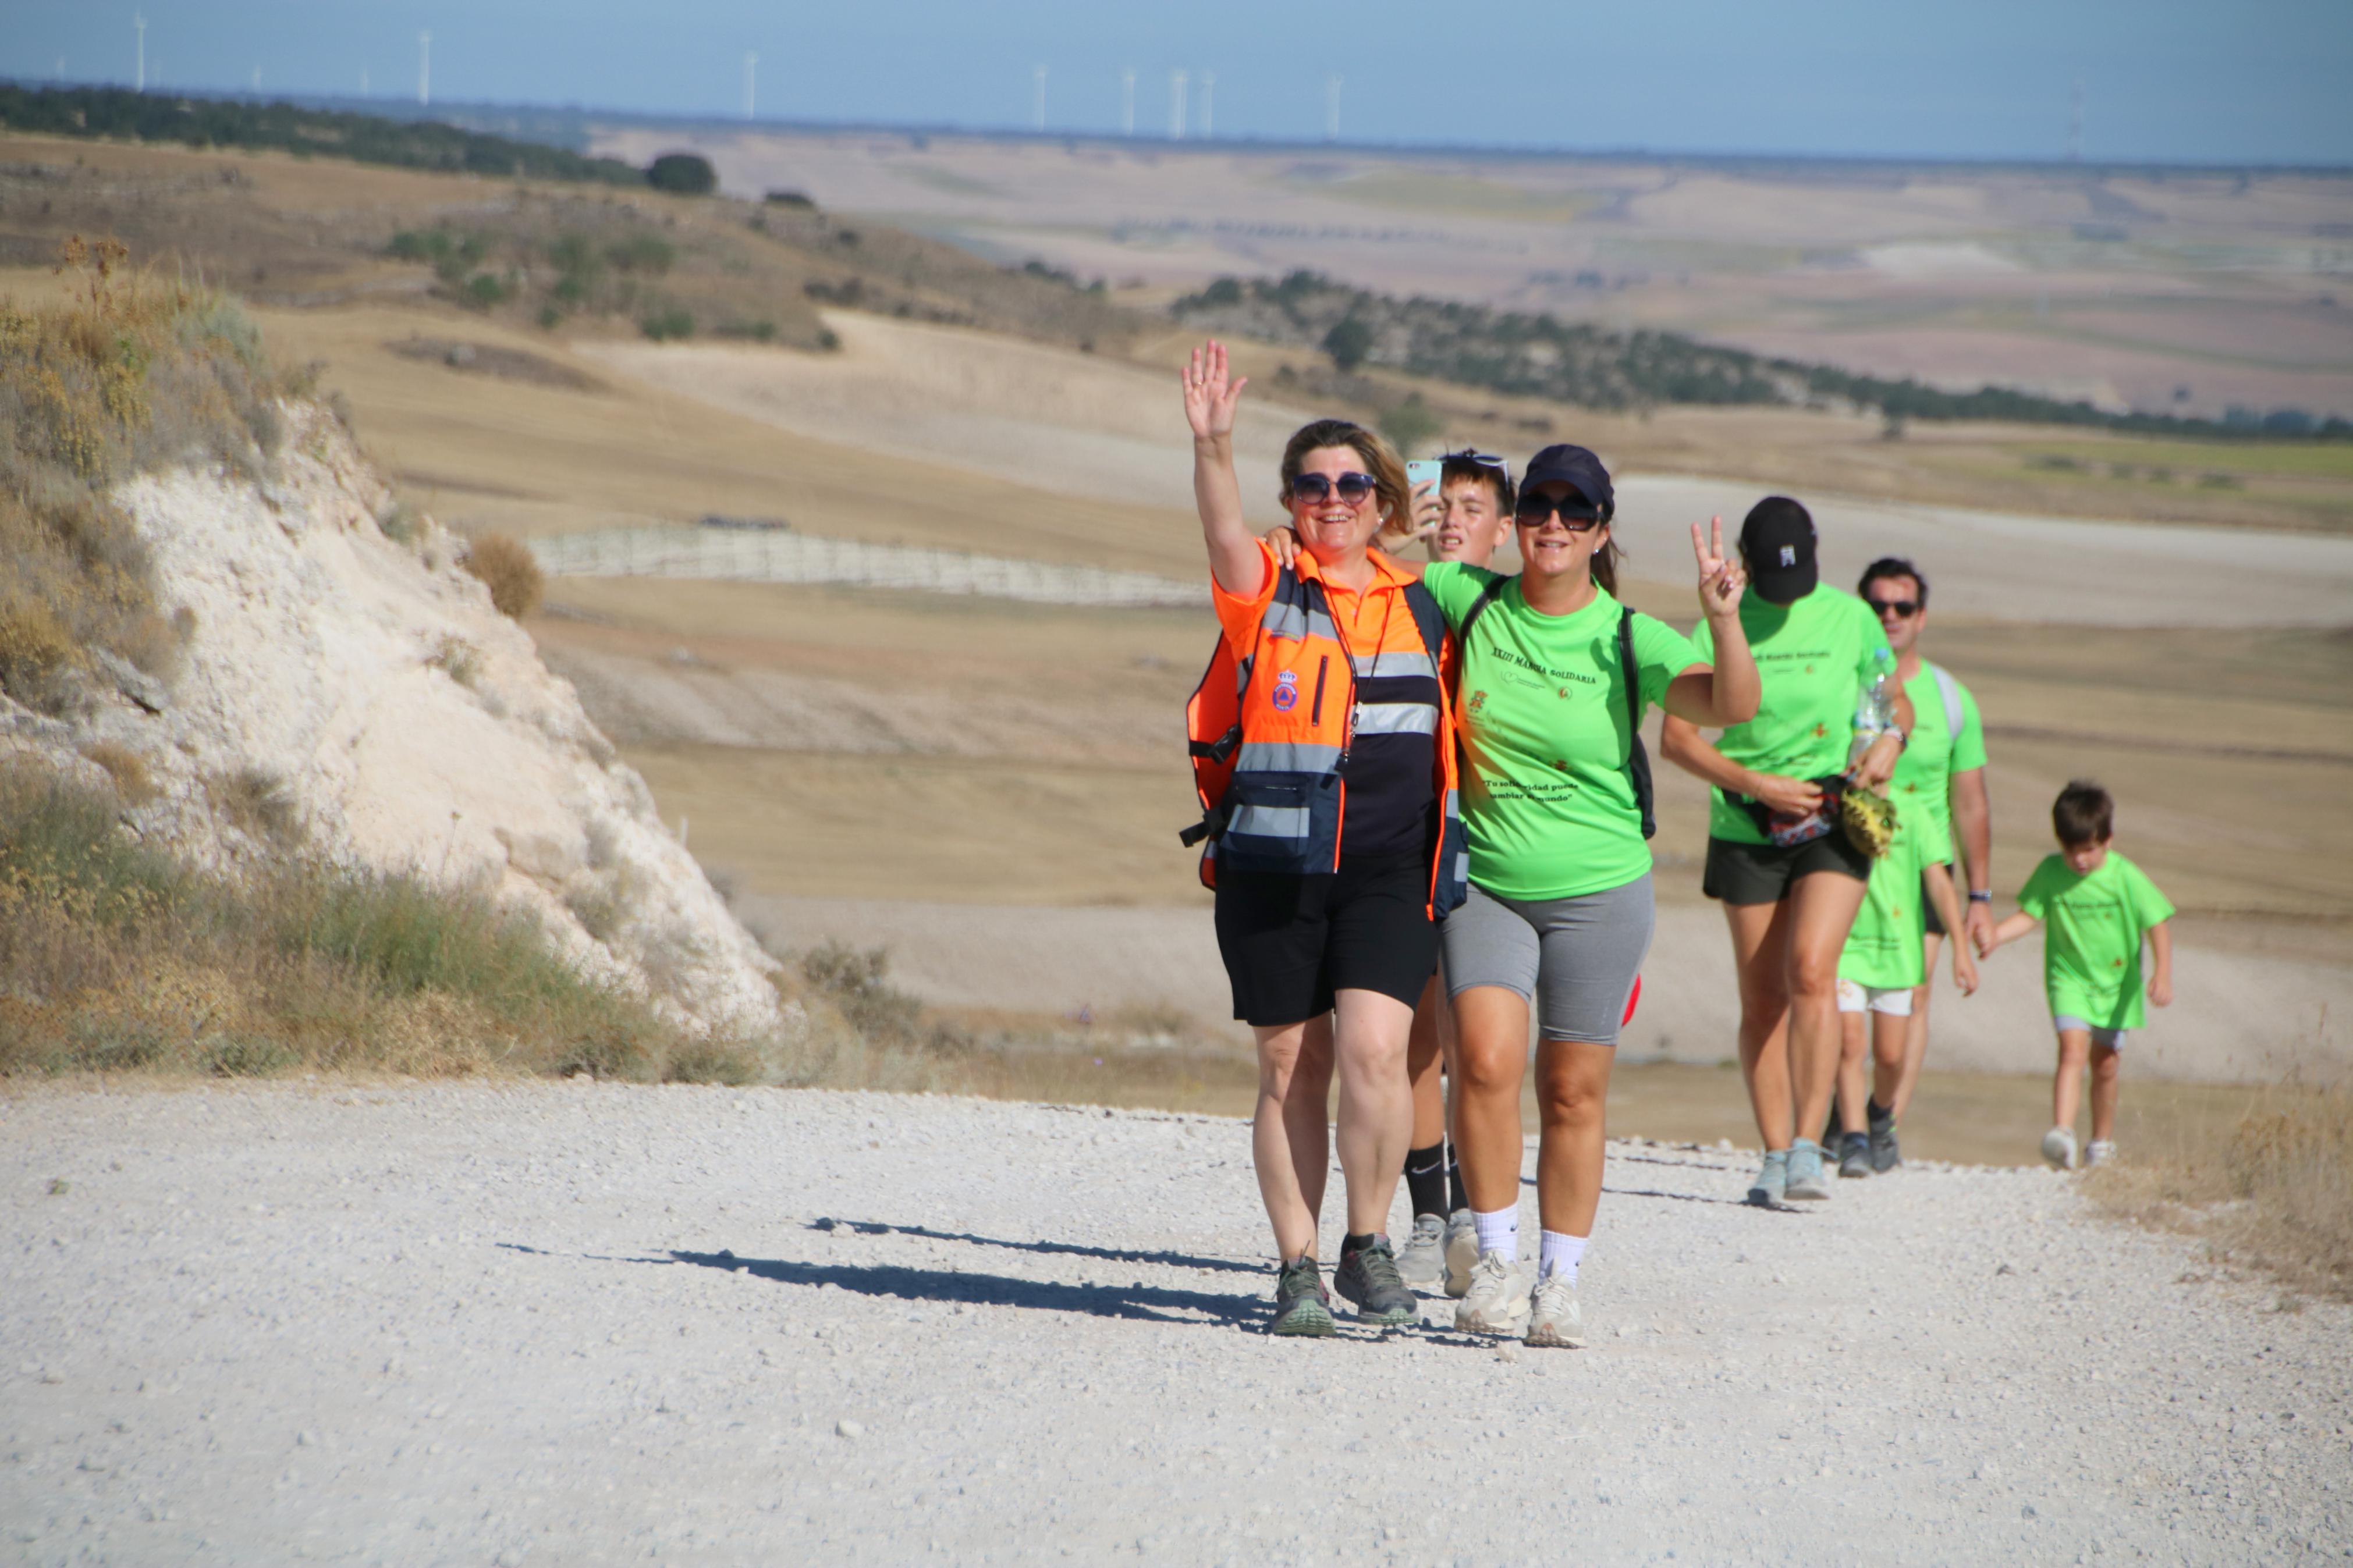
top-left (2084, 1139), bottom-right (2116, 1168)
top-left (1525, 1271), bottom-right (1585, 1349)
top-left (1453, 1250), bottom-right (1528, 1335)
top-left (2040, 1125), bottom-right (2078, 1171)
top-left (1442, 1208), bottom-right (1478, 1299)
top-left (1397, 1213), bottom-right (1447, 1288)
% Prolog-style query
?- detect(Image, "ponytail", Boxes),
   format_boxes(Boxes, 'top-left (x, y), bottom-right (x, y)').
top-left (1591, 531), bottom-right (1621, 597)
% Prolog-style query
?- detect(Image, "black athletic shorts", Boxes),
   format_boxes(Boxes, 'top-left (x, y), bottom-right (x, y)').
top-left (1922, 861), bottom-right (1954, 937)
top-left (1701, 833), bottom-right (1872, 906)
top-left (1213, 851), bottom-right (1438, 1027)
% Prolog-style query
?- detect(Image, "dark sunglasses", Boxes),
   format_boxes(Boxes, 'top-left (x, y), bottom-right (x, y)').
top-left (1514, 495), bottom-right (1605, 530)
top-left (1447, 450), bottom-right (1509, 471)
top-left (1289, 471), bottom-right (1379, 504)
top-left (1868, 598), bottom-right (1921, 618)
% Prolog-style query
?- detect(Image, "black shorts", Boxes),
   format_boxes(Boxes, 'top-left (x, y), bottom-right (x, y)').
top-left (1922, 861), bottom-right (1954, 937)
top-left (1702, 833), bottom-right (1872, 906)
top-left (1213, 851), bottom-right (1438, 1027)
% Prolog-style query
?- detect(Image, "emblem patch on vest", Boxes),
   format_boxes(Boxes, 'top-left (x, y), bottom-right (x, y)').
top-left (1272, 670), bottom-right (1300, 712)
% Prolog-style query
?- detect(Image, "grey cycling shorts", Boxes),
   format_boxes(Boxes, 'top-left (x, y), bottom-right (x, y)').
top-left (1439, 874), bottom-right (1655, 1045)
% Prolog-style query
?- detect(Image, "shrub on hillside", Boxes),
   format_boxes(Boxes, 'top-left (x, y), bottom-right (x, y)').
top-left (0, 237), bottom-right (289, 713)
top-left (646, 154), bottom-right (717, 196)
top-left (463, 532), bottom-right (545, 619)
top-left (639, 308), bottom-right (694, 342)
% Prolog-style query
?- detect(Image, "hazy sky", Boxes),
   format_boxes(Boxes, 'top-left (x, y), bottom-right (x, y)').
top-left (9, 0), bottom-right (2350, 165)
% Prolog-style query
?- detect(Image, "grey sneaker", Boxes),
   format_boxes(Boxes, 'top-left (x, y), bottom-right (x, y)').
top-left (2040, 1125), bottom-right (2078, 1172)
top-left (1746, 1149), bottom-right (1789, 1207)
top-left (2084, 1139), bottom-right (2116, 1169)
top-left (1837, 1132), bottom-right (1873, 1179)
top-left (1397, 1213), bottom-right (1447, 1288)
top-left (1442, 1208), bottom-right (1479, 1299)
top-left (1333, 1236), bottom-right (1418, 1327)
top-left (1524, 1271), bottom-right (1585, 1348)
top-left (1869, 1107), bottom-right (1901, 1173)
top-left (1784, 1140), bottom-right (1831, 1201)
top-left (1453, 1250), bottom-right (1528, 1335)
top-left (1270, 1256), bottom-right (1336, 1337)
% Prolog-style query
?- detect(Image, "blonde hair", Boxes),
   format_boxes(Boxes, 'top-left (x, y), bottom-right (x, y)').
top-left (1277, 418), bottom-right (1411, 531)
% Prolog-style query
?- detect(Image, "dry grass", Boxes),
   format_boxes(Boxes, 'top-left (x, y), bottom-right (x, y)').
top-left (79, 740), bottom-right (154, 804)
top-left (462, 531), bottom-right (544, 618)
top-left (1, 237), bottom-right (289, 713)
top-left (2086, 1076), bottom-right (2353, 1304)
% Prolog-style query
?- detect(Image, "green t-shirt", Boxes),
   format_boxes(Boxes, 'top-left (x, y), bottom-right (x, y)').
top-left (1840, 794), bottom-right (1931, 990)
top-left (2017, 851), bottom-right (2176, 1030)
top-left (1889, 662), bottom-right (1988, 866)
top-left (1424, 564), bottom-right (1703, 901)
top-left (1688, 585), bottom-right (1895, 844)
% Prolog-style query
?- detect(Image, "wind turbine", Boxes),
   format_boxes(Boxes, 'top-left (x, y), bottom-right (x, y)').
top-left (744, 52), bottom-right (757, 120)
top-left (1325, 76), bottom-right (1342, 142)
top-left (361, 66), bottom-right (370, 98)
top-left (1121, 69), bottom-right (1135, 137)
top-left (2068, 78), bottom-right (2084, 162)
top-left (417, 31), bottom-right (431, 106)
top-left (1200, 73), bottom-right (1214, 140)
top-left (133, 12), bottom-right (145, 92)
top-left (250, 65), bottom-right (262, 95)
top-left (1032, 65), bottom-right (1048, 132)
top-left (1170, 69), bottom-right (1188, 140)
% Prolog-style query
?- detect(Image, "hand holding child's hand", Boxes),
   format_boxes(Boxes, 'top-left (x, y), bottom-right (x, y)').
top-left (1953, 944), bottom-right (1979, 997)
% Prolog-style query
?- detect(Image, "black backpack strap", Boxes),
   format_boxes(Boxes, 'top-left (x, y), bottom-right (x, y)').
top-left (1619, 606), bottom-right (1657, 841)
top-left (1456, 573), bottom-right (1513, 655)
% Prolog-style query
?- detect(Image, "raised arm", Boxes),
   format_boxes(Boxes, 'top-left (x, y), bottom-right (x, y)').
top-left (1662, 515), bottom-right (1761, 727)
top-left (1182, 340), bottom-right (1262, 597)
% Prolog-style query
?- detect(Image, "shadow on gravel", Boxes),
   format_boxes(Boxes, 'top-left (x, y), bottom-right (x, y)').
top-left (654, 1249), bottom-right (1268, 1328)
top-left (802, 1218), bottom-right (1263, 1275)
top-left (1520, 1175), bottom-right (1797, 1211)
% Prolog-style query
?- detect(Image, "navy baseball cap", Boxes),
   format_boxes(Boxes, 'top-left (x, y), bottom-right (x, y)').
top-left (1518, 444), bottom-right (1614, 520)
top-left (1740, 496), bottom-right (1818, 604)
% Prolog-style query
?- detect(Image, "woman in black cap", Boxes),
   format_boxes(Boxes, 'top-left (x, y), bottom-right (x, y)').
top-left (1660, 496), bottom-right (1913, 1206)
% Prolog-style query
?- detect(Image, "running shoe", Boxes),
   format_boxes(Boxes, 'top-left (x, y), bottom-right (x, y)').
top-left (1442, 1208), bottom-right (1479, 1299)
top-left (1746, 1149), bottom-right (1789, 1207)
top-left (2040, 1125), bottom-right (2078, 1172)
top-left (1524, 1271), bottom-right (1585, 1348)
top-left (1333, 1235), bottom-right (1418, 1327)
top-left (1269, 1256), bottom-right (1336, 1337)
top-left (1869, 1105), bottom-right (1901, 1173)
top-left (1784, 1139), bottom-right (1831, 1201)
top-left (1454, 1250), bottom-right (1528, 1335)
top-left (1397, 1213), bottom-right (1447, 1288)
top-left (2084, 1139), bottom-right (2116, 1169)
top-left (1837, 1132), bottom-right (1873, 1179)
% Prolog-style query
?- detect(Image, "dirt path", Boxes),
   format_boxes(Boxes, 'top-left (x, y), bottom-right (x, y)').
top-left (6, 1084), bottom-right (2345, 1566)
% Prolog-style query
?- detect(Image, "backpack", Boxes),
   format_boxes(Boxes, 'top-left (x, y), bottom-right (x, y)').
top-left (1926, 661), bottom-right (1965, 739)
top-left (1458, 578), bottom-right (1656, 840)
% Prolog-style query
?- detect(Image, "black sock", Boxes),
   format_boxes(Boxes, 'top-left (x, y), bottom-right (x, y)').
top-left (1446, 1142), bottom-right (1466, 1214)
top-left (1868, 1098), bottom-right (1894, 1129)
top-left (1341, 1231), bottom-right (1379, 1256)
top-left (1404, 1142), bottom-right (1448, 1219)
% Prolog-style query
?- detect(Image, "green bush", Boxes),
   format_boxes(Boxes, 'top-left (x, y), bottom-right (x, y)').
top-left (639, 308), bottom-right (694, 342)
top-left (646, 153), bottom-right (717, 195)
top-left (605, 233), bottom-right (675, 274)
top-left (462, 272), bottom-right (507, 309)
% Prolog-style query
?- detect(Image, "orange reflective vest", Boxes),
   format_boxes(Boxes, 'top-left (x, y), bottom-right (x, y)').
top-left (1183, 554), bottom-right (1467, 920)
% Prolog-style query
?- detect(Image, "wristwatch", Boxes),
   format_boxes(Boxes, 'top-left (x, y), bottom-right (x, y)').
top-left (1968, 890), bottom-right (1993, 904)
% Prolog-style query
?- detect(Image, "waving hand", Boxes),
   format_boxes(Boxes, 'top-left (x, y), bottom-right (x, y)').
top-left (1182, 340), bottom-right (1248, 443)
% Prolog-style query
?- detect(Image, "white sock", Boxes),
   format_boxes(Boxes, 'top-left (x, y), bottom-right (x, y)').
top-left (1473, 1206), bottom-right (1518, 1259)
top-left (1539, 1231), bottom-right (1588, 1283)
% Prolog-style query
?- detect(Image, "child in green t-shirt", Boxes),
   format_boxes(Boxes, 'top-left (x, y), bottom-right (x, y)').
top-left (1832, 792), bottom-right (1977, 1176)
top-left (1988, 780), bottom-right (2176, 1172)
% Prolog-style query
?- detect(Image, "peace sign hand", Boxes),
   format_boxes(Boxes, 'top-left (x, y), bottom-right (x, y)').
top-left (1692, 514), bottom-right (1745, 622)
top-left (1181, 339), bottom-right (1248, 443)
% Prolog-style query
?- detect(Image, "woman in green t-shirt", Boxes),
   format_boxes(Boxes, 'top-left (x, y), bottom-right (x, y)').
top-left (1659, 497), bottom-right (1915, 1209)
top-left (1423, 444), bottom-right (1759, 1346)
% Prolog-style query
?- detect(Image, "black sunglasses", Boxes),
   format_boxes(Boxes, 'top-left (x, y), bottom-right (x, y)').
top-left (1289, 471), bottom-right (1379, 504)
top-left (1514, 495), bottom-right (1605, 530)
top-left (1868, 598), bottom-right (1921, 618)
top-left (1447, 450), bottom-right (1509, 471)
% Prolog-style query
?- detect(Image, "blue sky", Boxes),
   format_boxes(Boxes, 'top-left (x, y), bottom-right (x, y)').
top-left (9, 0), bottom-right (2350, 164)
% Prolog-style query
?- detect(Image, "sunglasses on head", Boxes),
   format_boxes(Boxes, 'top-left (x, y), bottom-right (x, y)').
top-left (1514, 493), bottom-right (1605, 531)
top-left (1289, 471), bottom-right (1379, 505)
top-left (1447, 450), bottom-right (1509, 471)
top-left (1868, 597), bottom-right (1921, 618)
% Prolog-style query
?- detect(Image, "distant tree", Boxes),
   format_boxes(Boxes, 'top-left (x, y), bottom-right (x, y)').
top-left (1323, 317), bottom-right (1373, 372)
top-left (646, 153), bottom-right (717, 195)
top-left (1380, 395), bottom-right (1443, 457)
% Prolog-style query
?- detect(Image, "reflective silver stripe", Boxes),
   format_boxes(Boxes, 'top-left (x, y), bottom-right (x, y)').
top-left (1259, 599), bottom-right (1339, 645)
top-left (1443, 787), bottom-right (1460, 816)
top-left (1234, 654), bottom-right (1254, 695)
top-left (1351, 649), bottom-right (1437, 681)
top-left (1351, 702), bottom-right (1440, 737)
top-left (1230, 804), bottom-right (1310, 840)
top-left (1454, 850), bottom-right (1472, 884)
top-left (1234, 741), bottom-right (1344, 774)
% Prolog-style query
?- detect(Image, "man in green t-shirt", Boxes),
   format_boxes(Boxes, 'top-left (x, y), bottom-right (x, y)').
top-left (1847, 557), bottom-right (1995, 1169)
top-left (1662, 497), bottom-right (1915, 1207)
top-left (1989, 781), bottom-right (2175, 1171)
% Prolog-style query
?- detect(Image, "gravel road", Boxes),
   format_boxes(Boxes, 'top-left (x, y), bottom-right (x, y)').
top-left (5, 1083), bottom-right (2348, 1566)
